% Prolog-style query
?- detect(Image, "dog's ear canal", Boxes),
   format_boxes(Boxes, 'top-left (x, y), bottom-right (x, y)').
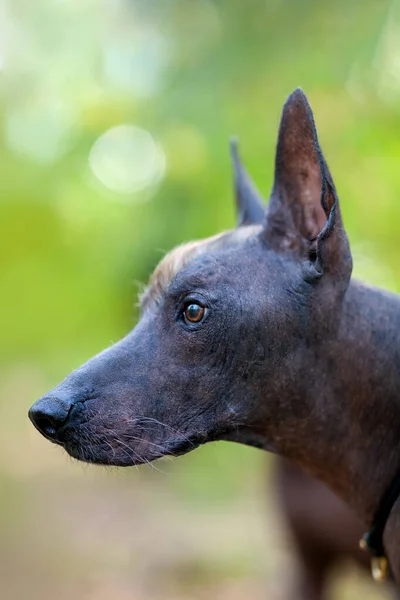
top-left (263, 88), bottom-right (352, 282)
top-left (230, 138), bottom-right (265, 227)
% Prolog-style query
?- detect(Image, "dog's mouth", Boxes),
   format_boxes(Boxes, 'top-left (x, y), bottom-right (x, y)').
top-left (56, 422), bottom-right (209, 467)
top-left (30, 395), bottom-right (218, 467)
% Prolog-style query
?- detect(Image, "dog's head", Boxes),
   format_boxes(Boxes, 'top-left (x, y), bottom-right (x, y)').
top-left (29, 89), bottom-right (352, 466)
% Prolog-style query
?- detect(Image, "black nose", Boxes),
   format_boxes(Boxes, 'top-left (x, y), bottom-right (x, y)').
top-left (29, 396), bottom-right (71, 442)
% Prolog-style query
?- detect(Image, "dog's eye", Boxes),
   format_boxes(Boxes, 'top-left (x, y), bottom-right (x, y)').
top-left (183, 303), bottom-right (205, 324)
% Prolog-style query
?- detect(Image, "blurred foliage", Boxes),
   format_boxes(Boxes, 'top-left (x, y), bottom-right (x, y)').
top-left (3, 0), bottom-right (400, 367)
top-left (2, 0), bottom-right (400, 598)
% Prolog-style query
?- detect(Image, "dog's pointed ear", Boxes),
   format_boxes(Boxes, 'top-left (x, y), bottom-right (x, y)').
top-left (230, 138), bottom-right (265, 227)
top-left (263, 89), bottom-right (351, 282)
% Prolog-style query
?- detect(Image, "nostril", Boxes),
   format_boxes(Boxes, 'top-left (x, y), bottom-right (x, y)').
top-left (29, 397), bottom-right (71, 442)
top-left (33, 414), bottom-right (58, 439)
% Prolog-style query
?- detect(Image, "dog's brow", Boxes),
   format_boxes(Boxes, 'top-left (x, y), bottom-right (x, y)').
top-left (140, 225), bottom-right (261, 310)
top-left (140, 233), bottom-right (224, 309)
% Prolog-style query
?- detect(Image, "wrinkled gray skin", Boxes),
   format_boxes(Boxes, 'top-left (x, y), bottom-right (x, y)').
top-left (29, 90), bottom-right (400, 583)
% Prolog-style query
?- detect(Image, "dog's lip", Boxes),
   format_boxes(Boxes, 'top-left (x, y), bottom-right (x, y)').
top-left (52, 438), bottom-right (65, 447)
top-left (162, 437), bottom-right (201, 457)
top-left (58, 429), bottom-right (208, 466)
top-left (161, 431), bottom-right (210, 458)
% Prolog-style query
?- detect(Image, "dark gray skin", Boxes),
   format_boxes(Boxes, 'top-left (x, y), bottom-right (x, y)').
top-left (29, 89), bottom-right (400, 584)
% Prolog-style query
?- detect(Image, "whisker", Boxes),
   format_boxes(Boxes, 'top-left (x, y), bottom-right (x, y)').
top-left (113, 436), bottom-right (166, 474)
top-left (101, 426), bottom-right (166, 473)
top-left (122, 433), bottom-right (168, 452)
top-left (131, 417), bottom-right (195, 446)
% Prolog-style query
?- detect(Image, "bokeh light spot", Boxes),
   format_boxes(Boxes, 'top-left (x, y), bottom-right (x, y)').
top-left (103, 30), bottom-right (171, 98)
top-left (88, 124), bottom-right (166, 195)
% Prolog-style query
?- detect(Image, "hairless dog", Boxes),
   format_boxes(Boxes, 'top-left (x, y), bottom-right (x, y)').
top-left (29, 89), bottom-right (400, 586)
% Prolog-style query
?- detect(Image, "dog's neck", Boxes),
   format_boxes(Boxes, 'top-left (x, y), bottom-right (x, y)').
top-left (287, 280), bottom-right (400, 513)
top-left (296, 280), bottom-right (400, 519)
top-left (238, 278), bottom-right (400, 574)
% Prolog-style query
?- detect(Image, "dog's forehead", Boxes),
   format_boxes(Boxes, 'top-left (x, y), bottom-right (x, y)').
top-left (141, 225), bottom-right (261, 309)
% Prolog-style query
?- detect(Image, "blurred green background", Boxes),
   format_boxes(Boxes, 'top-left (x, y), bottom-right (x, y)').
top-left (2, 0), bottom-right (400, 598)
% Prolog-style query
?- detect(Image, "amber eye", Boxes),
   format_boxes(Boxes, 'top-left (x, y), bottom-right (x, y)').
top-left (184, 303), bottom-right (205, 324)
